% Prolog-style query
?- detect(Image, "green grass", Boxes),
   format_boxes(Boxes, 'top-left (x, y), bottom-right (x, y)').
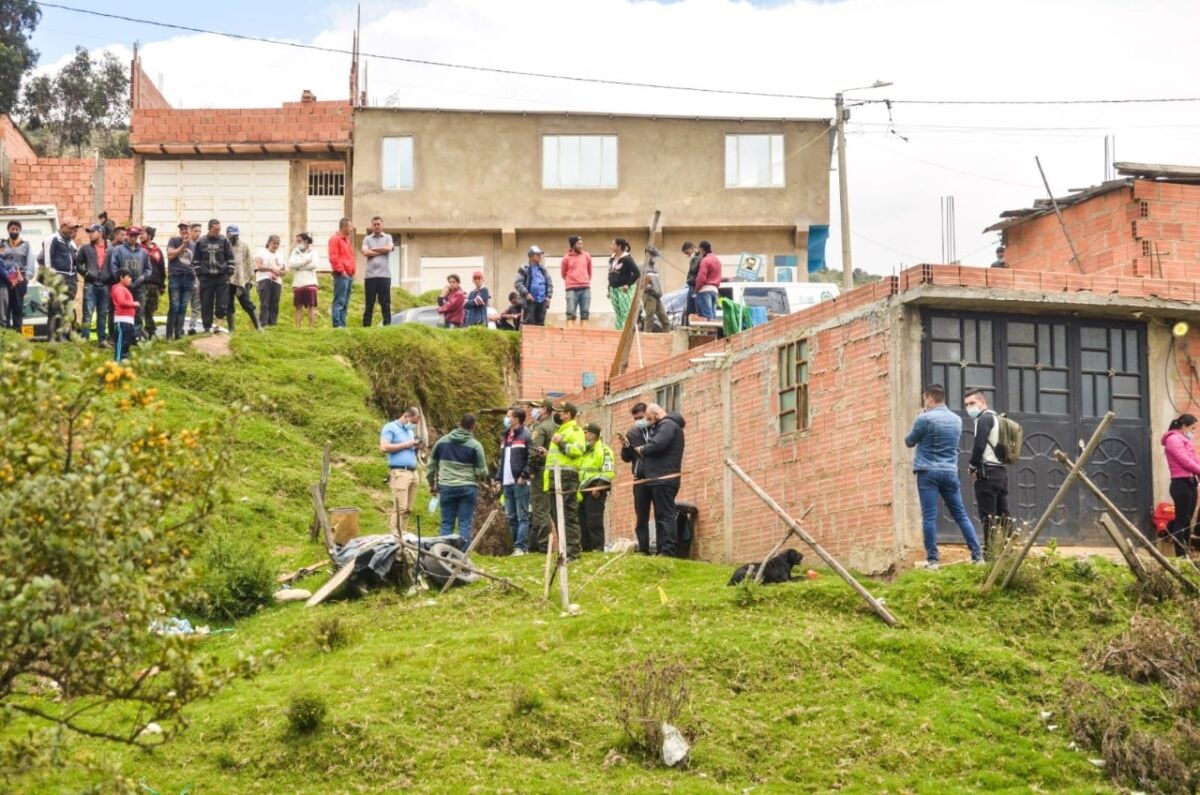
top-left (8, 302), bottom-right (1195, 793)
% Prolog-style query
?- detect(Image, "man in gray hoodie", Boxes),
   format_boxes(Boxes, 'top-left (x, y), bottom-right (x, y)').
top-left (427, 414), bottom-right (490, 543)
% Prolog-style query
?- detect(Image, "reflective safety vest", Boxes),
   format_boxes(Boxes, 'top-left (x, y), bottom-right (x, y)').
top-left (543, 419), bottom-right (586, 489)
top-left (577, 441), bottom-right (615, 501)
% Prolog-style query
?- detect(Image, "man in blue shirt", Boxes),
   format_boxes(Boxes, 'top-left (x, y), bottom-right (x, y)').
top-left (904, 383), bottom-right (983, 570)
top-left (380, 406), bottom-right (422, 538)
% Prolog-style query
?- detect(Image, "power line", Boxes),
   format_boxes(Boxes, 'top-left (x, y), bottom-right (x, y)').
top-left (37, 2), bottom-right (1200, 108)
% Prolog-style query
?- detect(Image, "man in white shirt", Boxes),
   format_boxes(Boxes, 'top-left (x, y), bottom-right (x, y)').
top-left (361, 215), bottom-right (394, 327)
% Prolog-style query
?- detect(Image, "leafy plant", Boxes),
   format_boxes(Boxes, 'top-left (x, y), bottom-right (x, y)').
top-left (192, 532), bottom-right (275, 620)
top-left (285, 695), bottom-right (328, 736)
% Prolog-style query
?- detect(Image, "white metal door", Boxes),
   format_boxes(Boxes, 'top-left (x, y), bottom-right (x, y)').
top-left (305, 196), bottom-right (343, 272)
top-left (143, 160), bottom-right (290, 249)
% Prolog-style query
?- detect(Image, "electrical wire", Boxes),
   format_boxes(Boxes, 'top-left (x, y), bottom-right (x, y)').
top-left (857, 140), bottom-right (1042, 189)
top-left (36, 2), bottom-right (1200, 107)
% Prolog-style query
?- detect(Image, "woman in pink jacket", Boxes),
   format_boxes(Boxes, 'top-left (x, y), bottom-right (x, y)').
top-left (1162, 413), bottom-right (1200, 557)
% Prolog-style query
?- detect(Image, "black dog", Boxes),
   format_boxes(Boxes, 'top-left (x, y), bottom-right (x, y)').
top-left (727, 548), bottom-right (804, 586)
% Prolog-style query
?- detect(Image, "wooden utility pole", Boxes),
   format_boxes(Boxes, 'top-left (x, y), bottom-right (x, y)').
top-left (1035, 156), bottom-right (1083, 271)
top-left (609, 210), bottom-right (661, 380)
top-left (836, 93), bottom-right (853, 292)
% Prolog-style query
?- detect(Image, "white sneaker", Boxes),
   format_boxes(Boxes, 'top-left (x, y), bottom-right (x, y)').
top-left (918, 561), bottom-right (940, 572)
top-left (971, 558), bottom-right (987, 566)
top-left (512, 549), bottom-right (527, 556)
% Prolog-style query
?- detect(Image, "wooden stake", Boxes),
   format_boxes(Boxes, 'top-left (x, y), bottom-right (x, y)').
top-left (725, 459), bottom-right (898, 627)
top-left (311, 482), bottom-right (336, 557)
top-left (1055, 450), bottom-right (1199, 595)
top-left (992, 411), bottom-right (1115, 592)
top-left (278, 560), bottom-right (329, 585)
top-left (752, 504), bottom-right (815, 584)
top-left (981, 527), bottom-right (1021, 592)
top-left (438, 507), bottom-right (500, 595)
top-left (542, 524), bottom-right (557, 601)
top-left (553, 464), bottom-right (570, 610)
top-left (609, 210), bottom-right (661, 380)
top-left (309, 441), bottom-right (332, 542)
top-left (1098, 512), bottom-right (1149, 583)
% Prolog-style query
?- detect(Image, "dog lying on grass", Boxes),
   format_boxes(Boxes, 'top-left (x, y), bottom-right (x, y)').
top-left (727, 548), bottom-right (804, 586)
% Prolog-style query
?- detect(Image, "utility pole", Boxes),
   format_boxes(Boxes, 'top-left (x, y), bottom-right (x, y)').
top-left (835, 92), bottom-right (852, 292)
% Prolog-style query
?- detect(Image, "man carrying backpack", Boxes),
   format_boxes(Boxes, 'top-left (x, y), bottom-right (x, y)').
top-left (964, 389), bottom-right (1013, 558)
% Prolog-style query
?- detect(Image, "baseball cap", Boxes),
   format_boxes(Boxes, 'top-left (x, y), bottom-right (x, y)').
top-left (472, 270), bottom-right (484, 279)
top-left (585, 422), bottom-right (602, 436)
top-left (227, 224), bottom-right (240, 235)
top-left (6, 220), bottom-right (21, 230)
top-left (64, 219), bottom-right (81, 228)
top-left (85, 224), bottom-right (102, 233)
top-left (527, 245), bottom-right (543, 255)
top-left (177, 221), bottom-right (189, 229)
top-left (127, 225), bottom-right (143, 236)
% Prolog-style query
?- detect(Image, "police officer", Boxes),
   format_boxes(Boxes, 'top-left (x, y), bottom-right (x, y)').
top-left (577, 422), bottom-right (615, 552)
top-left (527, 398), bottom-right (558, 553)
top-left (544, 401), bottom-right (586, 560)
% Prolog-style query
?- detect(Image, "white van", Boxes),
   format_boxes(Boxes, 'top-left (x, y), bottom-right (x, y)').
top-left (662, 280), bottom-right (840, 328)
top-left (0, 205), bottom-right (60, 340)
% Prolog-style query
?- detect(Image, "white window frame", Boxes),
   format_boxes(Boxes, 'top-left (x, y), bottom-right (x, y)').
top-left (382, 136), bottom-right (414, 191)
top-left (725, 133), bottom-right (785, 188)
top-left (542, 135), bottom-right (618, 189)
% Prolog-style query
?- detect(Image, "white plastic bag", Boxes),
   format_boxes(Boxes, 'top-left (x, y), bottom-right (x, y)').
top-left (428, 496), bottom-right (439, 514)
top-left (661, 722), bottom-right (690, 767)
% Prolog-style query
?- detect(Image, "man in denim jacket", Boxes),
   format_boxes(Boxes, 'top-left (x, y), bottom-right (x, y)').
top-left (904, 383), bottom-right (983, 570)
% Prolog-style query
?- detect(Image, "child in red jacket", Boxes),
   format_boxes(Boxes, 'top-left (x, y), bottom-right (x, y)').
top-left (110, 269), bottom-right (139, 362)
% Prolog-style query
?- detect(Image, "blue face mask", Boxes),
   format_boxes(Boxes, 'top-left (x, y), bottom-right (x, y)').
top-left (635, 419), bottom-right (649, 430)
top-left (966, 407), bottom-right (982, 419)
top-left (503, 416), bottom-right (513, 429)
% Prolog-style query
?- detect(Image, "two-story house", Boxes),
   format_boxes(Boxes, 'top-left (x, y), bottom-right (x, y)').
top-left (351, 107), bottom-right (831, 317)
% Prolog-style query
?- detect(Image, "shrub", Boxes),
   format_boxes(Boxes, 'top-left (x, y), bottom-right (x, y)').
top-left (286, 695), bottom-right (328, 736)
top-left (315, 616), bottom-right (352, 653)
top-left (193, 532), bottom-right (275, 620)
top-left (614, 656), bottom-right (690, 760)
top-left (731, 577), bottom-right (765, 608)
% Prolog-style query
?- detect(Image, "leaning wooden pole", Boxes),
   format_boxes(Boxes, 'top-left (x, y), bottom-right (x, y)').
top-left (609, 210), bottom-right (661, 380)
top-left (1098, 512), bottom-right (1149, 583)
top-left (309, 441), bottom-right (333, 542)
top-left (553, 465), bottom-right (570, 610)
top-left (752, 505), bottom-right (814, 584)
top-left (1056, 451), bottom-right (1199, 596)
top-left (725, 459), bottom-right (898, 627)
top-left (992, 411), bottom-right (1115, 592)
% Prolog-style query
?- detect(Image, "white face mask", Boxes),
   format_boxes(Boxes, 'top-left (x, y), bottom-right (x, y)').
top-left (1187, 431), bottom-right (1196, 440)
top-left (503, 416), bottom-right (513, 429)
top-left (531, 408), bottom-right (542, 420)
top-left (966, 407), bottom-right (982, 419)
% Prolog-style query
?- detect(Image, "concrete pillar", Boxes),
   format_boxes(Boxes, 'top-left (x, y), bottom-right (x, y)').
top-left (288, 160), bottom-right (306, 247)
top-left (92, 153), bottom-right (105, 221)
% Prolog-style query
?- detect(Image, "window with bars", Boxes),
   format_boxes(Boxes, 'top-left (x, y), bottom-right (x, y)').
top-left (307, 168), bottom-right (344, 197)
top-left (778, 339), bottom-right (809, 434)
top-left (655, 382), bottom-right (681, 414)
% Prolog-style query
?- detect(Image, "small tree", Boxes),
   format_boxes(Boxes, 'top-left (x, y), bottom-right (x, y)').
top-left (21, 46), bottom-right (129, 156)
top-left (0, 341), bottom-right (261, 780)
top-left (0, 0), bottom-right (40, 114)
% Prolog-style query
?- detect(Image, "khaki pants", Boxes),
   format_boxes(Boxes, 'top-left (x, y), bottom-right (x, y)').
top-left (389, 468), bottom-right (419, 537)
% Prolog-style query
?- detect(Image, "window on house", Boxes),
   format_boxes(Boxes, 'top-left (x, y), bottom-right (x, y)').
top-left (725, 134), bottom-right (784, 188)
top-left (655, 383), bottom-right (681, 414)
top-left (778, 339), bottom-right (809, 433)
top-left (381, 136), bottom-right (413, 190)
top-left (542, 135), bottom-right (617, 189)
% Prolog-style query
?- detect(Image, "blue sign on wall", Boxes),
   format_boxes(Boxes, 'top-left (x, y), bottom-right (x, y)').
top-left (807, 224), bottom-right (830, 273)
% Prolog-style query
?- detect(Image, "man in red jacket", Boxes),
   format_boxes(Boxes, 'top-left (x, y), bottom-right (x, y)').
top-left (693, 240), bottom-right (722, 321)
top-left (328, 217), bottom-right (355, 328)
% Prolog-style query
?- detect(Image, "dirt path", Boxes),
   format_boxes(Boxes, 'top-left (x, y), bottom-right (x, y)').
top-left (191, 333), bottom-right (232, 357)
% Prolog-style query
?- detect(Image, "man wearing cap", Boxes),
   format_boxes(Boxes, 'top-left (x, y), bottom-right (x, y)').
top-left (361, 215), bottom-right (393, 327)
top-left (165, 222), bottom-right (195, 340)
top-left (76, 224), bottom-right (109, 344)
top-left (109, 226), bottom-right (150, 339)
top-left (560, 235), bottom-right (592, 328)
top-left (991, 245), bottom-right (1006, 269)
top-left (544, 401), bottom-right (586, 560)
top-left (141, 227), bottom-right (165, 339)
top-left (526, 398), bottom-right (558, 553)
top-left (195, 218), bottom-right (235, 333)
top-left (464, 270), bottom-right (490, 327)
top-left (1, 220), bottom-right (37, 332)
top-left (45, 219), bottom-right (81, 340)
top-left (515, 245), bottom-right (552, 327)
top-left (226, 225), bottom-right (261, 332)
top-left (577, 421), bottom-right (615, 552)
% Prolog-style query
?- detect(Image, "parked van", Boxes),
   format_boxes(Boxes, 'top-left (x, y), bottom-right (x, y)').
top-left (661, 280), bottom-right (840, 328)
top-left (0, 205), bottom-right (59, 340)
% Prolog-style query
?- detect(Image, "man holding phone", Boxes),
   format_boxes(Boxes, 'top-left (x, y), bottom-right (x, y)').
top-left (380, 406), bottom-right (423, 538)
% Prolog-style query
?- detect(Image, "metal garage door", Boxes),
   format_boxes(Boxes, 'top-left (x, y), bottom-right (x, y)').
top-left (922, 310), bottom-right (1151, 545)
top-left (143, 160), bottom-right (289, 250)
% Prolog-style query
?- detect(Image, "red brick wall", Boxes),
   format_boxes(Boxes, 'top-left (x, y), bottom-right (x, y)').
top-left (0, 115), bottom-right (37, 161)
top-left (519, 326), bottom-right (677, 398)
top-left (130, 98), bottom-right (352, 147)
top-left (7, 158), bottom-right (133, 224)
top-left (1004, 179), bottom-right (1200, 281)
top-left (131, 58), bottom-right (170, 111)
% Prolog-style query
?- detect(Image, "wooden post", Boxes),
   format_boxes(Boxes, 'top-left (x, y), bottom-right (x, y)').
top-left (310, 482), bottom-right (336, 557)
top-left (438, 507), bottom-right (500, 595)
top-left (992, 411), bottom-right (1115, 592)
top-left (553, 464), bottom-right (570, 610)
top-left (982, 527), bottom-right (1023, 593)
top-left (609, 210), bottom-right (661, 380)
top-left (1056, 451), bottom-right (1199, 595)
top-left (751, 504), bottom-right (815, 584)
top-left (1098, 513), bottom-right (1149, 583)
top-left (542, 524), bottom-right (557, 601)
top-left (725, 459), bottom-right (898, 627)
top-left (310, 441), bottom-right (333, 542)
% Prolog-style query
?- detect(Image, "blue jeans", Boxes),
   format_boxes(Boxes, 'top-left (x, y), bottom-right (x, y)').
top-left (331, 274), bottom-right (353, 328)
top-left (437, 484), bottom-right (477, 542)
top-left (503, 482), bottom-right (531, 551)
top-left (82, 282), bottom-right (109, 342)
top-left (917, 470), bottom-right (982, 563)
top-left (167, 274), bottom-right (194, 339)
top-left (564, 287), bottom-right (591, 321)
top-left (695, 290), bottom-right (717, 320)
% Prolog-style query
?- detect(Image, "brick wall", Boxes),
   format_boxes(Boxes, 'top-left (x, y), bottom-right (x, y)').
top-left (0, 115), bottom-right (37, 161)
top-left (1005, 179), bottom-right (1200, 281)
top-left (130, 95), bottom-right (352, 147)
top-left (131, 58), bottom-right (170, 111)
top-left (519, 326), bottom-right (677, 398)
top-left (7, 158), bottom-right (133, 224)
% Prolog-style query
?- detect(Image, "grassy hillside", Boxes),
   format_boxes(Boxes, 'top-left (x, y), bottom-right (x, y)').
top-left (8, 286), bottom-right (1200, 793)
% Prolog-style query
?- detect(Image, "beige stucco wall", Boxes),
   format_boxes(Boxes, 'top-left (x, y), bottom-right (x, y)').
top-left (351, 107), bottom-right (831, 294)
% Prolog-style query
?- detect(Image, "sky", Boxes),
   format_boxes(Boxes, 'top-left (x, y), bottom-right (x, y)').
top-left (28, 0), bottom-right (1200, 275)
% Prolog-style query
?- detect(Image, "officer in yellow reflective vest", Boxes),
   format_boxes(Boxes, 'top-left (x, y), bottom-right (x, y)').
top-left (543, 401), bottom-right (586, 560)
top-left (577, 422), bottom-right (615, 552)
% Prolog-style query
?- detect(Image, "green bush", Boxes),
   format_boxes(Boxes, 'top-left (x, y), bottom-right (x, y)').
top-left (286, 694), bottom-right (328, 736)
top-left (193, 532), bottom-right (275, 620)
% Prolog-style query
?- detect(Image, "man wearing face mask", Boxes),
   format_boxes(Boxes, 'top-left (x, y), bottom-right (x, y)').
top-left (635, 403), bottom-right (686, 557)
top-left (527, 398), bottom-right (558, 553)
top-left (617, 402), bottom-right (655, 554)
top-left (499, 406), bottom-right (532, 555)
top-left (964, 388), bottom-right (1009, 558)
top-left (577, 422), bottom-right (615, 552)
top-left (109, 226), bottom-right (150, 340)
top-left (1, 220), bottom-right (36, 332)
top-left (380, 406), bottom-right (422, 539)
top-left (544, 402), bottom-right (586, 560)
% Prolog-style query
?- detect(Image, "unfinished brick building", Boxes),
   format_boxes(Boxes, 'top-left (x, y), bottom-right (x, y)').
top-left (524, 253), bottom-right (1200, 571)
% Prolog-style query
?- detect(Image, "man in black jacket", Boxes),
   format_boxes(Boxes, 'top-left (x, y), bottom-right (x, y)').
top-left (618, 402), bottom-right (655, 554)
top-left (965, 388), bottom-right (1009, 556)
top-left (635, 403), bottom-right (686, 557)
top-left (499, 406), bottom-right (533, 554)
top-left (77, 224), bottom-right (109, 345)
top-left (45, 219), bottom-right (80, 340)
top-left (194, 218), bottom-right (235, 333)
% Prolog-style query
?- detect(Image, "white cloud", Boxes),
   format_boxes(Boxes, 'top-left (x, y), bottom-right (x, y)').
top-left (69, 0), bottom-right (1200, 272)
